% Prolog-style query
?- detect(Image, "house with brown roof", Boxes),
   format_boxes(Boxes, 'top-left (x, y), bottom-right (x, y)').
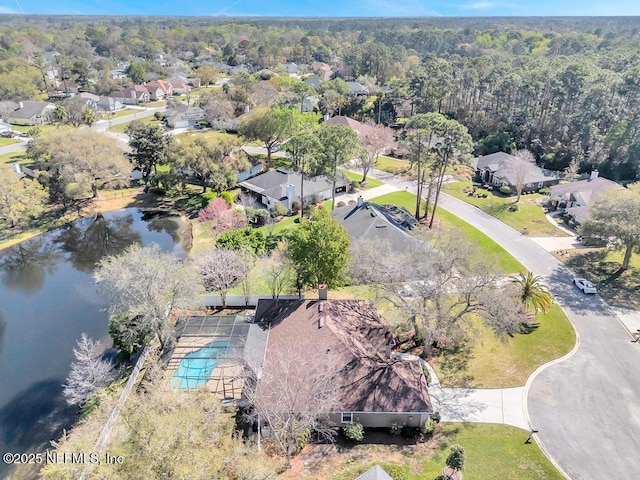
top-left (325, 115), bottom-right (372, 137)
top-left (253, 298), bottom-right (433, 429)
top-left (145, 80), bottom-right (173, 100)
top-left (167, 75), bottom-right (190, 94)
top-left (550, 170), bottom-right (624, 223)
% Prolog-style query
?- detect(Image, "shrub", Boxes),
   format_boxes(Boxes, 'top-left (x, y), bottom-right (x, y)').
top-left (291, 199), bottom-right (302, 214)
top-left (431, 411), bottom-right (441, 423)
top-left (311, 193), bottom-right (322, 204)
top-left (499, 185), bottom-right (512, 194)
top-left (348, 199), bottom-right (356, 206)
top-left (446, 444), bottom-right (466, 472)
top-left (149, 187), bottom-right (166, 195)
top-left (245, 207), bottom-right (270, 227)
top-left (539, 187), bottom-right (551, 196)
top-left (295, 427), bottom-right (311, 454)
top-left (336, 201), bottom-right (346, 207)
top-left (198, 197), bottom-right (230, 222)
top-left (389, 422), bottom-right (403, 436)
top-left (351, 180), bottom-right (361, 190)
top-left (201, 191), bottom-right (217, 207)
top-left (508, 204), bottom-right (520, 212)
top-left (343, 422), bottom-right (364, 442)
top-left (216, 227), bottom-right (267, 256)
top-left (422, 419), bottom-right (438, 434)
top-left (270, 203), bottom-right (288, 217)
top-left (221, 191), bottom-right (234, 205)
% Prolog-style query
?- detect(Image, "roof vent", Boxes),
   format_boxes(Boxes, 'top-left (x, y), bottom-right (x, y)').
top-left (318, 316), bottom-right (325, 328)
top-left (318, 302), bottom-right (324, 313)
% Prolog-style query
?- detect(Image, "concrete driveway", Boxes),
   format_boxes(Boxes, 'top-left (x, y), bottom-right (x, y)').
top-left (362, 167), bottom-right (640, 480)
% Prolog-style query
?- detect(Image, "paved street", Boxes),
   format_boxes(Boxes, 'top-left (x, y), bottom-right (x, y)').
top-left (363, 167), bottom-right (640, 480)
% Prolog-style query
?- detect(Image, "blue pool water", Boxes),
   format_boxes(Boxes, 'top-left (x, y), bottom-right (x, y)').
top-left (172, 341), bottom-right (233, 389)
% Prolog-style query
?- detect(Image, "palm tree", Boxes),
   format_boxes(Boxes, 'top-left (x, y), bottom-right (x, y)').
top-left (512, 271), bottom-right (553, 314)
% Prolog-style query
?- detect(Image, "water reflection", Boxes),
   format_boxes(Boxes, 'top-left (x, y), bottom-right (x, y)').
top-left (0, 208), bottom-right (187, 477)
top-left (56, 213), bottom-right (142, 272)
top-left (0, 236), bottom-right (61, 292)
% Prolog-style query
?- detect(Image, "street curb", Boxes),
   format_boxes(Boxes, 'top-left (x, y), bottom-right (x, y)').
top-left (522, 301), bottom-right (580, 480)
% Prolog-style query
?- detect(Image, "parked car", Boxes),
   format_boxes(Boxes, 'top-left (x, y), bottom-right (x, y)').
top-left (573, 277), bottom-right (597, 294)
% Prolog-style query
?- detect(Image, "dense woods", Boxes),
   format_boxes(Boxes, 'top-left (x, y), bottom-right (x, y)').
top-left (0, 16), bottom-right (639, 179)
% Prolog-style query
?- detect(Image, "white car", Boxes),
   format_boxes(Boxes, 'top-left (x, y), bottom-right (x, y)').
top-left (573, 277), bottom-right (597, 294)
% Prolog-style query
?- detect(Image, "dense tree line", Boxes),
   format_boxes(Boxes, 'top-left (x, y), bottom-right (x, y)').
top-left (0, 17), bottom-right (640, 177)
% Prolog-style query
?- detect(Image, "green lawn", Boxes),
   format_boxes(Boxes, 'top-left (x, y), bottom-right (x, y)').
top-left (561, 248), bottom-right (640, 310)
top-left (108, 116), bottom-right (162, 134)
top-left (10, 124), bottom-right (57, 135)
top-left (368, 191), bottom-right (525, 273)
top-left (434, 303), bottom-right (575, 388)
top-left (0, 137), bottom-right (22, 147)
top-left (340, 169), bottom-right (384, 189)
top-left (375, 155), bottom-right (411, 175)
top-left (444, 181), bottom-right (569, 237)
top-left (0, 151), bottom-right (29, 166)
top-left (328, 423), bottom-right (564, 480)
top-left (102, 108), bottom-right (136, 120)
top-left (146, 101), bottom-right (166, 107)
top-left (176, 130), bottom-right (238, 143)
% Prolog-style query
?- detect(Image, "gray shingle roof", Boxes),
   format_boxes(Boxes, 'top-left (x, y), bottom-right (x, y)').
top-left (474, 151), bottom-right (556, 185)
top-left (10, 101), bottom-right (53, 120)
top-left (331, 202), bottom-right (418, 251)
top-left (240, 168), bottom-right (349, 200)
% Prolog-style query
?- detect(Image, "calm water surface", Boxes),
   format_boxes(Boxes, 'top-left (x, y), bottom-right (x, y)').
top-left (0, 208), bottom-right (188, 476)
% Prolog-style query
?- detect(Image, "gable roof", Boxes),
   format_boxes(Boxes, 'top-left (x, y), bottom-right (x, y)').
top-left (9, 101), bottom-right (54, 120)
top-left (331, 201), bottom-right (418, 250)
top-left (347, 81), bottom-right (369, 95)
top-left (474, 151), bottom-right (556, 185)
top-left (255, 299), bottom-right (432, 414)
top-left (325, 115), bottom-right (372, 136)
top-left (145, 79), bottom-right (172, 93)
top-left (304, 76), bottom-right (322, 90)
top-left (355, 465), bottom-right (394, 480)
top-left (165, 103), bottom-right (205, 125)
top-left (240, 168), bottom-right (349, 200)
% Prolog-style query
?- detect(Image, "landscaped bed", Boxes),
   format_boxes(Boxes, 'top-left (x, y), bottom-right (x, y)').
top-left (293, 423), bottom-right (564, 480)
top-left (443, 181), bottom-right (569, 237)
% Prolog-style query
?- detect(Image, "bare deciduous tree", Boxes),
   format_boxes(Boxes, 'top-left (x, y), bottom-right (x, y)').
top-left (263, 242), bottom-right (294, 299)
top-left (194, 248), bottom-right (247, 307)
top-left (244, 339), bottom-right (340, 465)
top-left (511, 149), bottom-right (537, 202)
top-left (350, 231), bottom-right (528, 358)
top-left (355, 122), bottom-right (394, 183)
top-left (94, 244), bottom-right (204, 352)
top-left (63, 333), bottom-right (121, 406)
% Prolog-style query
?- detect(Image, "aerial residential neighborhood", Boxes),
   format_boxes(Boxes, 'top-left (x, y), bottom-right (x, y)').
top-left (1, 6), bottom-right (640, 480)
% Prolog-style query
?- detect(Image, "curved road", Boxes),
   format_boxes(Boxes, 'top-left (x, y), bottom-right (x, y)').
top-left (366, 168), bottom-right (640, 480)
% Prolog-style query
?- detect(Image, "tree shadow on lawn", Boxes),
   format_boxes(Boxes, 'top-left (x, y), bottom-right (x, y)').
top-left (564, 250), bottom-right (640, 309)
top-left (434, 344), bottom-right (475, 388)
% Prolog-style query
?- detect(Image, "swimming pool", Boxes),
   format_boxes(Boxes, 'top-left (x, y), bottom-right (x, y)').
top-left (172, 341), bottom-right (233, 389)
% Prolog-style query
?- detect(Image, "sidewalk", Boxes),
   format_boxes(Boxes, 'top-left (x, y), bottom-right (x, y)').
top-left (610, 307), bottom-right (640, 337)
top-left (529, 236), bottom-right (584, 252)
top-left (423, 362), bottom-right (529, 430)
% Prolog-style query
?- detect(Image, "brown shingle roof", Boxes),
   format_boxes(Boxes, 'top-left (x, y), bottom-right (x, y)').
top-left (255, 299), bottom-right (432, 414)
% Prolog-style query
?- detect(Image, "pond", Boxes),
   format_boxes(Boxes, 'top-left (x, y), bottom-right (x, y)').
top-left (0, 208), bottom-right (189, 477)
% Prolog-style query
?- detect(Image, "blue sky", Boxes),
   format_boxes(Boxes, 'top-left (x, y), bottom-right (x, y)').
top-left (1, 0), bottom-right (640, 17)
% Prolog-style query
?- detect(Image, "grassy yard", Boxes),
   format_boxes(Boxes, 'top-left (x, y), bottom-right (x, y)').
top-left (340, 169), bottom-right (384, 189)
top-left (434, 304), bottom-right (575, 388)
top-left (0, 137), bottom-right (22, 147)
top-left (0, 150), bottom-right (29, 166)
top-left (108, 116), bottom-right (162, 134)
top-left (175, 130), bottom-right (238, 143)
top-left (368, 191), bottom-right (525, 273)
top-left (557, 248), bottom-right (640, 309)
top-left (102, 108), bottom-right (136, 120)
top-left (146, 101), bottom-right (166, 107)
top-left (316, 423), bottom-right (563, 480)
top-left (375, 155), bottom-right (411, 175)
top-left (10, 124), bottom-right (58, 135)
top-left (443, 181), bottom-right (569, 237)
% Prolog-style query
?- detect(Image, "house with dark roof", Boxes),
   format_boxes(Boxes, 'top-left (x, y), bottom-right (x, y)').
top-left (304, 76), bottom-right (322, 90)
top-left (332, 198), bottom-right (418, 250)
top-left (474, 151), bottom-right (559, 194)
top-left (253, 298), bottom-right (433, 429)
top-left (239, 167), bottom-right (350, 210)
top-left (7, 101), bottom-right (55, 126)
top-left (549, 170), bottom-right (624, 224)
top-left (112, 86), bottom-right (150, 105)
top-left (347, 81), bottom-right (369, 96)
top-left (97, 96), bottom-right (123, 112)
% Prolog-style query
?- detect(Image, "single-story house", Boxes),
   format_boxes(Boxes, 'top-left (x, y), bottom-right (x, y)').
top-left (325, 115), bottom-right (372, 137)
top-left (347, 81), bottom-right (369, 96)
top-left (97, 96), bottom-right (123, 112)
top-left (145, 80), bottom-right (173, 99)
top-left (549, 170), bottom-right (624, 224)
top-left (112, 86), bottom-right (150, 105)
top-left (253, 298), bottom-right (433, 429)
top-left (312, 61), bottom-right (333, 81)
top-left (304, 76), bottom-right (322, 91)
top-left (164, 104), bottom-right (206, 128)
top-left (285, 62), bottom-right (299, 76)
top-left (7, 101), bottom-right (55, 126)
top-left (474, 151), bottom-right (559, 194)
top-left (167, 75), bottom-right (190, 94)
top-left (331, 198), bottom-right (418, 250)
top-left (239, 167), bottom-right (350, 210)
top-left (78, 92), bottom-right (99, 109)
